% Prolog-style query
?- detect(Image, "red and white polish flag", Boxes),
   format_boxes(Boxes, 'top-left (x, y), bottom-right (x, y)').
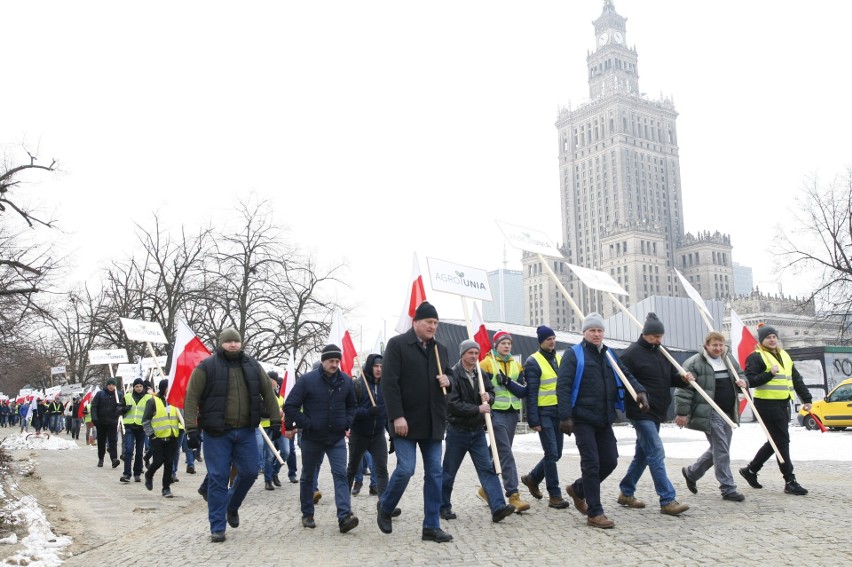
top-left (327, 309), bottom-right (358, 376)
top-left (471, 303), bottom-right (491, 362)
top-left (729, 309), bottom-right (757, 370)
top-left (166, 320), bottom-right (211, 409)
top-left (394, 253), bottom-right (427, 335)
top-left (78, 386), bottom-right (98, 418)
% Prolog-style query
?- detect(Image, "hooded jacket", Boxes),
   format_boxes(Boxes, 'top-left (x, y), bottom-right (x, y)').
top-left (350, 353), bottom-right (387, 437)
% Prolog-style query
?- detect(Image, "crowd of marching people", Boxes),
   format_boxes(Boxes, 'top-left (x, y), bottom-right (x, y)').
top-left (6, 301), bottom-right (813, 545)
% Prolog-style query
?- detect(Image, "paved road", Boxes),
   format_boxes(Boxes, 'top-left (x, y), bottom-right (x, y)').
top-left (8, 429), bottom-right (851, 566)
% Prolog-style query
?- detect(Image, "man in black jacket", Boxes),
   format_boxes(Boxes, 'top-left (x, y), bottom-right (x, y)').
top-left (378, 301), bottom-right (452, 543)
top-left (346, 354), bottom-right (389, 498)
top-left (617, 313), bottom-right (692, 516)
top-left (91, 378), bottom-right (123, 468)
top-left (440, 340), bottom-right (515, 523)
top-left (284, 344), bottom-right (358, 533)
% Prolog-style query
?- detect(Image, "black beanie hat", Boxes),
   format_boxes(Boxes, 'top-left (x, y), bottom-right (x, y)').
top-left (413, 301), bottom-right (439, 321)
top-left (158, 379), bottom-right (169, 396)
top-left (642, 312), bottom-right (665, 335)
top-left (536, 325), bottom-right (555, 344)
top-left (132, 378), bottom-right (144, 387)
top-left (106, 378), bottom-right (117, 386)
top-left (321, 344), bottom-right (343, 361)
top-left (757, 323), bottom-right (778, 343)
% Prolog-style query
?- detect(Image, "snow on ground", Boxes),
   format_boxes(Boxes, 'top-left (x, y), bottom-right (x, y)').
top-left (0, 433), bottom-right (79, 452)
top-left (512, 422), bottom-right (852, 462)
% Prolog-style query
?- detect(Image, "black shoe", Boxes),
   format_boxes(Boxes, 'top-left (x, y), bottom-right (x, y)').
top-left (145, 475), bottom-right (153, 491)
top-left (784, 479), bottom-right (808, 495)
top-left (376, 501), bottom-right (392, 534)
top-left (369, 485), bottom-right (378, 495)
top-left (120, 454), bottom-right (125, 461)
top-left (272, 475), bottom-right (282, 487)
top-left (421, 527), bottom-right (453, 543)
top-left (111, 459), bottom-right (121, 468)
top-left (186, 465), bottom-right (196, 474)
top-left (172, 476), bottom-right (179, 483)
top-left (682, 467), bottom-right (698, 494)
top-left (194, 450), bottom-right (203, 463)
top-left (288, 475), bottom-right (298, 484)
top-left (162, 487), bottom-right (173, 498)
top-left (265, 481), bottom-right (274, 491)
top-left (210, 532), bottom-right (225, 543)
top-left (227, 509), bottom-right (240, 528)
top-left (339, 512), bottom-right (359, 533)
top-left (722, 491), bottom-right (745, 502)
top-left (198, 486), bottom-right (208, 502)
top-left (134, 476), bottom-right (141, 483)
top-left (440, 508), bottom-right (457, 520)
top-left (301, 516), bottom-right (316, 529)
top-left (739, 467), bottom-right (762, 489)
top-left (352, 481), bottom-right (362, 496)
top-left (391, 507), bottom-right (401, 518)
top-left (97, 460), bottom-right (104, 468)
top-left (120, 475), bottom-right (131, 483)
top-left (492, 504), bottom-right (516, 523)
top-left (144, 454), bottom-right (151, 470)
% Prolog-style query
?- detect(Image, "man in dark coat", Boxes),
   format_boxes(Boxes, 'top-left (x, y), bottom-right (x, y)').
top-left (284, 344), bottom-right (359, 533)
top-left (378, 301), bottom-right (452, 543)
top-left (91, 378), bottom-right (123, 468)
top-left (346, 353), bottom-right (390, 498)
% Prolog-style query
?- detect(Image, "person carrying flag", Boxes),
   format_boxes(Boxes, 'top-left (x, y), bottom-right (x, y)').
top-left (142, 379), bottom-right (181, 498)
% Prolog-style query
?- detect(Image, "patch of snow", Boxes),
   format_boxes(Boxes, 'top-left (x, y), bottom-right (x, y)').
top-left (0, 433), bottom-right (79, 451)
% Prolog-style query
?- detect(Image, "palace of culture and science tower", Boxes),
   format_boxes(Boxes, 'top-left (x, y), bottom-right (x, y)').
top-left (522, 0), bottom-right (734, 332)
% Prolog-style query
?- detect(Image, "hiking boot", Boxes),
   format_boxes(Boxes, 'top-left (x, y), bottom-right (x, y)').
top-left (660, 500), bottom-right (689, 515)
top-left (120, 475), bottom-right (131, 483)
top-left (587, 514), bottom-right (615, 529)
top-left (186, 465), bottom-right (196, 474)
top-left (440, 508), bottom-right (457, 520)
top-left (565, 485), bottom-right (588, 514)
top-left (227, 509), bottom-right (240, 528)
top-left (421, 527), bottom-right (453, 543)
top-left (722, 491), bottom-right (745, 502)
top-left (210, 532), bottom-right (226, 543)
top-left (492, 504), bottom-right (516, 523)
top-left (476, 486), bottom-right (488, 505)
top-left (521, 474), bottom-right (543, 500)
top-left (265, 481), bottom-right (274, 491)
top-left (338, 512), bottom-right (359, 533)
top-left (272, 475), bottom-right (282, 487)
top-left (548, 496), bottom-right (571, 509)
top-left (682, 467), bottom-right (698, 494)
top-left (784, 479), bottom-right (808, 495)
top-left (376, 501), bottom-right (392, 534)
top-left (352, 481), bottom-right (362, 496)
top-left (739, 467), bottom-right (762, 489)
top-left (313, 491), bottom-right (322, 504)
top-left (162, 487), bottom-right (173, 498)
top-left (509, 492), bottom-right (531, 513)
top-left (301, 515), bottom-right (316, 529)
top-left (617, 493), bottom-right (646, 509)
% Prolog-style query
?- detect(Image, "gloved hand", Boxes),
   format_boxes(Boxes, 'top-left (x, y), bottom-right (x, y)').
top-left (388, 438), bottom-right (395, 454)
top-left (497, 372), bottom-right (510, 387)
top-left (186, 430), bottom-right (201, 449)
top-left (268, 427), bottom-right (282, 442)
top-left (559, 418), bottom-right (574, 436)
top-left (636, 392), bottom-right (650, 413)
top-left (368, 406), bottom-right (381, 417)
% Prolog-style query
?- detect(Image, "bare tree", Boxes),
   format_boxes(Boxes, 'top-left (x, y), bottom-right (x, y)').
top-left (776, 169), bottom-right (852, 343)
top-left (0, 148), bottom-right (57, 229)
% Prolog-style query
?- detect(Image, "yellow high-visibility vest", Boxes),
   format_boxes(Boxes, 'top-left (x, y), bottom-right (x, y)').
top-left (753, 348), bottom-right (795, 401)
top-left (122, 392), bottom-right (151, 426)
top-left (530, 351), bottom-right (561, 407)
top-left (481, 354), bottom-right (523, 411)
top-left (151, 397), bottom-right (180, 438)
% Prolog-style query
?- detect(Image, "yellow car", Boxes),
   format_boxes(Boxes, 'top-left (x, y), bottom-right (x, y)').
top-left (799, 378), bottom-right (852, 431)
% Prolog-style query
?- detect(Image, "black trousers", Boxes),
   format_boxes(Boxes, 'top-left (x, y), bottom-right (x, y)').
top-left (749, 399), bottom-right (794, 479)
top-left (347, 431), bottom-right (389, 495)
top-left (96, 423), bottom-right (118, 461)
top-left (146, 436), bottom-right (178, 489)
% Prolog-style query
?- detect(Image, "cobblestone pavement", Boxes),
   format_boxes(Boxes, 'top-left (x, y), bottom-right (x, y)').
top-left (8, 429), bottom-right (852, 566)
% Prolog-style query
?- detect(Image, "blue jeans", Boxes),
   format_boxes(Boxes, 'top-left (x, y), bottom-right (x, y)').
top-left (619, 419), bottom-right (676, 506)
top-left (299, 437), bottom-right (350, 522)
top-left (182, 432), bottom-right (196, 467)
top-left (685, 412), bottom-right (737, 496)
top-left (286, 437), bottom-right (298, 478)
top-left (203, 428), bottom-right (259, 534)
top-left (441, 426), bottom-right (505, 514)
top-left (569, 421), bottom-right (619, 518)
top-left (381, 437), bottom-right (442, 529)
top-left (264, 433), bottom-right (290, 481)
top-left (529, 406), bottom-right (564, 497)
top-left (491, 410), bottom-right (519, 495)
top-left (123, 427), bottom-right (147, 477)
top-left (353, 451), bottom-right (374, 486)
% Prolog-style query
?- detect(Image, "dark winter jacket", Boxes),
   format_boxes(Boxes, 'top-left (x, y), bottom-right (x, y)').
top-left (350, 353), bottom-right (387, 438)
top-left (381, 327), bottom-right (450, 441)
top-left (744, 348), bottom-right (812, 406)
top-left (557, 340), bottom-right (644, 427)
top-left (620, 336), bottom-right (685, 423)
top-left (524, 347), bottom-right (560, 427)
top-left (677, 349), bottom-right (744, 431)
top-left (283, 366), bottom-right (356, 445)
top-left (90, 389), bottom-right (122, 425)
top-left (447, 360), bottom-right (495, 430)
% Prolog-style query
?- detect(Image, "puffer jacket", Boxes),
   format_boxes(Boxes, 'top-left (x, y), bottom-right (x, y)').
top-left (677, 349), bottom-right (743, 432)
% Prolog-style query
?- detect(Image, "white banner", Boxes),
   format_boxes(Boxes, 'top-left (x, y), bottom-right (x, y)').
top-left (45, 386), bottom-right (61, 397)
top-left (88, 349), bottom-right (130, 365)
top-left (51, 366), bottom-right (66, 376)
top-left (116, 364), bottom-right (139, 378)
top-left (141, 356), bottom-right (168, 371)
top-left (674, 269), bottom-right (713, 318)
top-left (568, 263), bottom-right (628, 296)
top-left (120, 317), bottom-right (168, 344)
top-left (426, 257), bottom-right (493, 301)
top-left (19, 388), bottom-right (33, 398)
top-left (495, 220), bottom-right (563, 257)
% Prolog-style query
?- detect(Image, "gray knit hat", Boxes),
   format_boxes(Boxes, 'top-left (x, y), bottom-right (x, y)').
top-left (582, 312), bottom-right (605, 332)
top-left (459, 339), bottom-right (480, 357)
top-left (642, 312), bottom-right (665, 335)
top-left (218, 327), bottom-right (242, 346)
top-left (757, 324), bottom-right (778, 343)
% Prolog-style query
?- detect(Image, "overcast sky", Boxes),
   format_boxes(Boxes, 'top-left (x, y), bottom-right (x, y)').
top-left (4, 1), bottom-right (850, 354)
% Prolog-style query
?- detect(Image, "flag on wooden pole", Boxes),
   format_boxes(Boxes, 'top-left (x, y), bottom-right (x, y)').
top-left (394, 253), bottom-right (427, 334)
top-left (729, 309), bottom-right (758, 370)
top-left (471, 303), bottom-right (491, 361)
top-left (166, 320), bottom-right (211, 409)
top-left (327, 309), bottom-right (358, 376)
